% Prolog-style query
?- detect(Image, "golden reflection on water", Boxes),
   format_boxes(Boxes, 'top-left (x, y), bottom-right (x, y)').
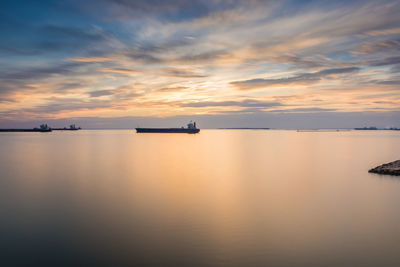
top-left (1, 130), bottom-right (400, 266)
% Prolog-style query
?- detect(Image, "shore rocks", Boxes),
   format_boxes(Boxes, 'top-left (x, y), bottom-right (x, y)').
top-left (369, 160), bottom-right (400, 176)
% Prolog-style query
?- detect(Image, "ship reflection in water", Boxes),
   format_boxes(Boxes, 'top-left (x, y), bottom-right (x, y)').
top-left (1, 130), bottom-right (400, 266)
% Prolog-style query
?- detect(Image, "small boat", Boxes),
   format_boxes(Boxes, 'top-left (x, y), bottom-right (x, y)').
top-left (136, 121), bottom-right (200, 134)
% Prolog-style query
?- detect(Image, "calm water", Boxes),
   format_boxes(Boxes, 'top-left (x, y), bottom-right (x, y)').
top-left (1, 130), bottom-right (400, 266)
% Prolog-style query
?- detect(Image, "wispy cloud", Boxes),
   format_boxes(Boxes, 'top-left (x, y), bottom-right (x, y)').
top-left (100, 68), bottom-right (138, 74)
top-left (181, 99), bottom-right (283, 108)
top-left (231, 67), bottom-right (360, 90)
top-left (367, 56), bottom-right (400, 66)
top-left (89, 90), bottom-right (114, 97)
top-left (69, 57), bottom-right (114, 62)
top-left (157, 86), bottom-right (188, 92)
top-left (270, 107), bottom-right (337, 113)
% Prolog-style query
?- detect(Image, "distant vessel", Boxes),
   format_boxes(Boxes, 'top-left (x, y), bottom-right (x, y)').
top-left (52, 124), bottom-right (81, 131)
top-left (136, 121), bottom-right (200, 134)
top-left (354, 127), bottom-right (378, 130)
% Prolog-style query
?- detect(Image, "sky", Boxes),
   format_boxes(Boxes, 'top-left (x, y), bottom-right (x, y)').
top-left (0, 0), bottom-right (399, 128)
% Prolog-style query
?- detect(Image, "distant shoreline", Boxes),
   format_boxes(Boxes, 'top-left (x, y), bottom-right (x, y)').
top-left (0, 129), bottom-right (49, 132)
top-left (218, 127), bottom-right (270, 130)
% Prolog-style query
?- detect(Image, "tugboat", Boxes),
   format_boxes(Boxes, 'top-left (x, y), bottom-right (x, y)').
top-left (136, 121), bottom-right (200, 133)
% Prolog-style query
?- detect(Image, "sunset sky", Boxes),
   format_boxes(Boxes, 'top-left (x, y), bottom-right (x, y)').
top-left (1, 0), bottom-right (399, 128)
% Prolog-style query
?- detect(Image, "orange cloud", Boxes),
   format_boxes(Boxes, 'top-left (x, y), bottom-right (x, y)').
top-left (68, 57), bottom-right (114, 62)
top-left (100, 68), bottom-right (138, 74)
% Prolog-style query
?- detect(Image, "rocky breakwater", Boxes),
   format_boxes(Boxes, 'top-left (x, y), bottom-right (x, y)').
top-left (369, 160), bottom-right (400, 176)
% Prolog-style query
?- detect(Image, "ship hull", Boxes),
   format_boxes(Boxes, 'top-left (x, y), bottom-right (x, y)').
top-left (136, 128), bottom-right (200, 133)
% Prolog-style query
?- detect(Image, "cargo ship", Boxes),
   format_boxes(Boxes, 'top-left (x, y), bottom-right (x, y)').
top-left (136, 121), bottom-right (200, 134)
top-left (52, 124), bottom-right (81, 131)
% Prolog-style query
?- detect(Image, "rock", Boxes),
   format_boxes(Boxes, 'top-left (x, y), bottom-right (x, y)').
top-left (369, 160), bottom-right (400, 176)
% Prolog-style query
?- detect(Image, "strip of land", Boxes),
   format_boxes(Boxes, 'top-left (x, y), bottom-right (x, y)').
top-left (0, 129), bottom-right (51, 132)
top-left (0, 124), bottom-right (80, 133)
top-left (369, 160), bottom-right (400, 176)
top-left (218, 128), bottom-right (270, 130)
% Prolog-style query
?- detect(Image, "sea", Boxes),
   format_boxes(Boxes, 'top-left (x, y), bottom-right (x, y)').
top-left (1, 129), bottom-right (399, 266)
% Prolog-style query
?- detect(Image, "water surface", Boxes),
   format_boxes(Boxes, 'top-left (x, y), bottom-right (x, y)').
top-left (1, 130), bottom-right (400, 266)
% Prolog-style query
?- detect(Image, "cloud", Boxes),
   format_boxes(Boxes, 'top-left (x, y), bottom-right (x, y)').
top-left (390, 64), bottom-right (400, 73)
top-left (87, 85), bottom-right (142, 100)
top-left (368, 56), bottom-right (400, 66)
top-left (369, 80), bottom-right (400, 85)
top-left (269, 107), bottom-right (337, 113)
top-left (374, 101), bottom-right (398, 104)
top-left (0, 62), bottom-right (84, 81)
top-left (52, 82), bottom-right (91, 93)
top-left (162, 68), bottom-right (207, 78)
top-left (363, 27), bottom-right (400, 36)
top-left (157, 87), bottom-right (188, 92)
top-left (89, 90), bottom-right (114, 97)
top-left (124, 49), bottom-right (163, 64)
top-left (356, 40), bottom-right (400, 55)
top-left (21, 98), bottom-right (113, 114)
top-left (121, 41), bottom-right (227, 65)
top-left (316, 67), bottom-right (360, 76)
top-left (42, 25), bottom-right (107, 42)
top-left (0, 97), bottom-right (17, 103)
top-left (231, 67), bottom-right (360, 90)
top-left (100, 68), bottom-right (138, 74)
top-left (69, 57), bottom-right (114, 62)
top-left (175, 50), bottom-right (229, 63)
top-left (0, 11), bottom-right (123, 58)
top-left (77, 0), bottom-right (220, 22)
top-left (270, 54), bottom-right (327, 69)
top-left (181, 99), bottom-right (283, 108)
top-left (0, 45), bottom-right (41, 56)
